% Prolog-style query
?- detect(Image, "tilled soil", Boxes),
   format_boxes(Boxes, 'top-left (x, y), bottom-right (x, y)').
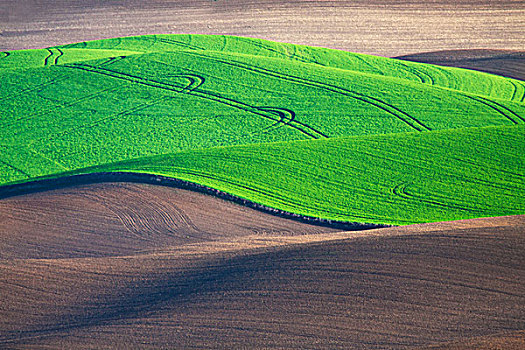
top-left (2, 2), bottom-right (524, 347)
top-left (0, 183), bottom-right (524, 349)
top-left (1, 1), bottom-right (524, 56)
top-left (421, 330), bottom-right (525, 349)
top-left (0, 182), bottom-right (339, 259)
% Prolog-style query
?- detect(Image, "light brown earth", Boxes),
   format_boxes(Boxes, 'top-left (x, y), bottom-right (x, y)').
top-left (1, 183), bottom-right (524, 349)
top-left (1, 1), bottom-right (524, 57)
top-left (0, 183), bottom-right (339, 260)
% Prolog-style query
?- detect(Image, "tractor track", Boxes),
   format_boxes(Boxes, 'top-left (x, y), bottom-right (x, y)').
top-left (255, 107), bottom-right (327, 138)
top-left (7, 86), bottom-right (121, 130)
top-left (477, 96), bottom-right (525, 123)
top-left (43, 96), bottom-right (171, 141)
top-left (429, 64), bottom-right (460, 92)
top-left (0, 158), bottom-right (30, 177)
top-left (358, 146), bottom-right (524, 194)
top-left (81, 189), bottom-right (205, 242)
top-left (158, 38), bottom-right (205, 51)
top-left (510, 80), bottom-right (519, 101)
top-left (99, 55), bottom-right (128, 67)
top-left (140, 35), bottom-right (159, 51)
top-left (396, 61), bottom-right (435, 85)
top-left (179, 50), bottom-right (431, 132)
top-left (61, 63), bottom-right (326, 139)
top-left (0, 75), bottom-right (70, 107)
top-left (352, 55), bottom-right (385, 76)
top-left (42, 48), bottom-right (63, 66)
top-left (515, 80), bottom-right (525, 103)
top-left (462, 94), bottom-right (524, 125)
top-left (257, 107), bottom-right (296, 133)
top-left (43, 48), bottom-right (53, 66)
top-left (238, 36), bottom-right (322, 66)
top-left (54, 48), bottom-right (63, 65)
top-left (218, 35), bottom-right (227, 52)
top-left (392, 183), bottom-right (482, 213)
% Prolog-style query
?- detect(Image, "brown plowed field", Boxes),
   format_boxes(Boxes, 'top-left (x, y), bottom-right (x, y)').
top-left (1, 183), bottom-right (524, 349)
top-left (421, 331), bottom-right (525, 349)
top-left (2, 2), bottom-right (525, 347)
top-left (397, 49), bottom-right (525, 81)
top-left (0, 183), bottom-right (337, 259)
top-left (1, 1), bottom-right (524, 56)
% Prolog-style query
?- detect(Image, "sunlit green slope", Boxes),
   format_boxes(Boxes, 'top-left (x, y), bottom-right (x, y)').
top-left (1, 35), bottom-right (524, 225)
top-left (59, 125), bottom-right (525, 225)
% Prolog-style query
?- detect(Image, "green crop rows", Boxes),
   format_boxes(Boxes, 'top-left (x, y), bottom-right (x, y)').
top-left (1, 35), bottom-right (524, 225)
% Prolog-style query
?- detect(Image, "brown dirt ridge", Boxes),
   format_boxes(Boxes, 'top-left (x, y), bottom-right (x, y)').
top-left (0, 182), bottom-right (341, 260)
top-left (1, 182), bottom-right (524, 349)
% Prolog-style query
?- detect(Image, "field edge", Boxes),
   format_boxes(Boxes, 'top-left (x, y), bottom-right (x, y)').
top-left (0, 172), bottom-right (391, 231)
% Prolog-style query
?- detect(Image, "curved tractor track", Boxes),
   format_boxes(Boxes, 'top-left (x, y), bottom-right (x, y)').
top-left (179, 50), bottom-right (432, 132)
top-left (62, 62), bottom-right (327, 139)
top-left (0, 182), bottom-right (341, 260)
top-left (43, 48), bottom-right (63, 66)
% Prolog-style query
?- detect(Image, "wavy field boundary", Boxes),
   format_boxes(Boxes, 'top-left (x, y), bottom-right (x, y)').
top-left (0, 172), bottom-right (386, 231)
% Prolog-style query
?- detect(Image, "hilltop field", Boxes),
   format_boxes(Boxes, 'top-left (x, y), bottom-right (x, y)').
top-left (2, 0), bottom-right (524, 56)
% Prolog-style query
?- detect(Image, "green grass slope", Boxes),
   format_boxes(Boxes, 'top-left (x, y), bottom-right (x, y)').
top-left (1, 35), bottom-right (524, 225)
top-left (62, 125), bottom-right (525, 225)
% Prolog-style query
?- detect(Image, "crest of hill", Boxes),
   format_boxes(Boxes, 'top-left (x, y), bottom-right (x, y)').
top-left (2, 35), bottom-right (524, 102)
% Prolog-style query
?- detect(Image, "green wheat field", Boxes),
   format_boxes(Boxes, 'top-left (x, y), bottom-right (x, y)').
top-left (1, 34), bottom-right (524, 225)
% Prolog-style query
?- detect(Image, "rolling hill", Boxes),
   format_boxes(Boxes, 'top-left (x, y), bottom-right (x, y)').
top-left (1, 34), bottom-right (524, 225)
top-left (2, 32), bottom-right (525, 349)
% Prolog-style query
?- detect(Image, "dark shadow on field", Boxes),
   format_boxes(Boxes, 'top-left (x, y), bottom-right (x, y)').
top-left (397, 49), bottom-right (525, 81)
top-left (2, 217), bottom-right (524, 348)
